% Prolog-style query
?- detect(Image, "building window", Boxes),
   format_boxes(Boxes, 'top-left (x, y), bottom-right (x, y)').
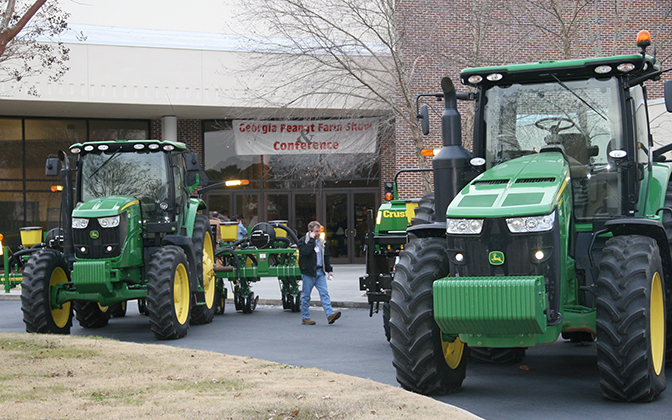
top-left (0, 117), bottom-right (149, 248)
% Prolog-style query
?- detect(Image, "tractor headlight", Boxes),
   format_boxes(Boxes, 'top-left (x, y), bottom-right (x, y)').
top-left (98, 215), bottom-right (120, 228)
top-left (506, 212), bottom-right (555, 233)
top-left (447, 218), bottom-right (484, 234)
top-left (72, 218), bottom-right (89, 229)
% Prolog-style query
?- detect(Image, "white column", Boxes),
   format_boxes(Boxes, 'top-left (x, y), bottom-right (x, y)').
top-left (162, 115), bottom-right (177, 141)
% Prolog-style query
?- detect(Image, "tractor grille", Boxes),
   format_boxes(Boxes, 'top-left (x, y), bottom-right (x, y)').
top-left (73, 214), bottom-right (126, 259)
top-left (447, 217), bottom-right (562, 323)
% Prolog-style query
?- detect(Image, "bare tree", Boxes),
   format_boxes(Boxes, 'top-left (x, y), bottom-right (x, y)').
top-left (0, 0), bottom-right (76, 95)
top-left (229, 0), bottom-right (434, 192)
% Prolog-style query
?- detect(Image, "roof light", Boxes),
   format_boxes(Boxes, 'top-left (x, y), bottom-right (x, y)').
top-left (617, 62), bottom-right (636, 73)
top-left (148, 144), bottom-right (160, 150)
top-left (486, 73), bottom-right (503, 81)
top-left (594, 65), bottom-right (612, 74)
top-left (98, 144), bottom-right (109, 151)
top-left (84, 145), bottom-right (94, 152)
top-left (637, 30), bottom-right (652, 48)
top-left (133, 144), bottom-right (145, 150)
top-left (163, 145), bottom-right (175, 151)
top-left (70, 147), bottom-right (81, 154)
top-left (467, 75), bottom-right (483, 84)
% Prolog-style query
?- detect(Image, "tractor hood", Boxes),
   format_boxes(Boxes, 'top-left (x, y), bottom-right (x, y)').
top-left (447, 153), bottom-right (570, 218)
top-left (73, 196), bottom-right (139, 218)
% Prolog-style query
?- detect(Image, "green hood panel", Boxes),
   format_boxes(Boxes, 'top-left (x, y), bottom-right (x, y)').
top-left (448, 153), bottom-right (569, 218)
top-left (73, 196), bottom-right (139, 218)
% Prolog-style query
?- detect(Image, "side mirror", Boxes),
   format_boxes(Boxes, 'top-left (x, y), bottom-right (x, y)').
top-left (665, 80), bottom-right (672, 113)
top-left (45, 157), bottom-right (59, 176)
top-left (419, 104), bottom-right (430, 135)
top-left (185, 153), bottom-right (200, 171)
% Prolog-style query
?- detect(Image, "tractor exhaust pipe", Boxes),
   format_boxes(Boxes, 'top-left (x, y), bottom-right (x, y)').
top-left (58, 150), bottom-right (75, 265)
top-left (432, 77), bottom-right (473, 223)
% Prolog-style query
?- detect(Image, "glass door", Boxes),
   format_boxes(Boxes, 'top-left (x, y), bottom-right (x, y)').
top-left (323, 190), bottom-right (377, 264)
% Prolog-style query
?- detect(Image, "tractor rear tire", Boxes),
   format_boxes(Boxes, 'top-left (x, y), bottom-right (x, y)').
top-left (191, 214), bottom-right (216, 325)
top-left (410, 193), bottom-right (435, 226)
top-left (110, 301), bottom-right (127, 318)
top-left (383, 301), bottom-right (391, 342)
top-left (214, 279), bottom-right (226, 315)
top-left (147, 246), bottom-right (191, 340)
top-left (596, 235), bottom-right (666, 401)
top-left (74, 301), bottom-right (110, 328)
top-left (20, 249), bottom-right (72, 335)
top-left (389, 237), bottom-right (469, 395)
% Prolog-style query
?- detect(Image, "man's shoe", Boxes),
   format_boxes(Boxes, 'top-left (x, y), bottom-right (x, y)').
top-left (302, 318), bottom-right (316, 325)
top-left (328, 311), bottom-right (341, 324)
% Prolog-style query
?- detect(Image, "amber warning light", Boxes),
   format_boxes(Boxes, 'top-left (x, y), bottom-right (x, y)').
top-left (224, 179), bottom-right (250, 187)
top-left (637, 30), bottom-right (651, 48)
top-left (51, 185), bottom-right (63, 192)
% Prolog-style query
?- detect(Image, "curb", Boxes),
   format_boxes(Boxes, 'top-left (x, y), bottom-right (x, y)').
top-left (0, 294), bottom-right (369, 309)
top-left (233, 298), bottom-right (369, 309)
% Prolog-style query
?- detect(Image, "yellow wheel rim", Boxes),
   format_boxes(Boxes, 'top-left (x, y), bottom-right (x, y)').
top-left (441, 336), bottom-right (465, 369)
top-left (50, 267), bottom-right (71, 329)
top-left (650, 272), bottom-right (665, 376)
top-left (202, 231), bottom-right (216, 308)
top-left (173, 263), bottom-right (190, 325)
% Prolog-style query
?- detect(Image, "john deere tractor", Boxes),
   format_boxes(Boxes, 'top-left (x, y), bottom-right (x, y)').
top-left (21, 139), bottom-right (215, 340)
top-left (389, 31), bottom-right (672, 401)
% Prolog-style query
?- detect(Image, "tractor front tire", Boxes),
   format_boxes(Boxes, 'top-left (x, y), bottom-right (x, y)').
top-left (74, 301), bottom-right (110, 328)
top-left (389, 237), bottom-right (469, 394)
top-left (147, 246), bottom-right (192, 340)
top-left (191, 214), bottom-right (217, 325)
top-left (20, 249), bottom-right (72, 335)
top-left (596, 235), bottom-right (666, 401)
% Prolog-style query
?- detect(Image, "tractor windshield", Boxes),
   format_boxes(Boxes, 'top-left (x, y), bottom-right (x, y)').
top-left (79, 151), bottom-right (170, 222)
top-left (483, 77), bottom-right (625, 222)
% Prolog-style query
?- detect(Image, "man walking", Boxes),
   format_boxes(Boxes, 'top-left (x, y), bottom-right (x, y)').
top-left (298, 221), bottom-right (341, 325)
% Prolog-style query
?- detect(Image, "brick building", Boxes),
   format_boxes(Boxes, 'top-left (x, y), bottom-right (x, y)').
top-left (392, 0), bottom-right (672, 199)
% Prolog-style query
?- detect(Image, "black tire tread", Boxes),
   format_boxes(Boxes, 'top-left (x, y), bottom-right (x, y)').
top-left (596, 235), bottom-right (666, 402)
top-left (146, 246), bottom-right (191, 340)
top-left (389, 237), bottom-right (468, 395)
top-left (190, 214), bottom-right (216, 325)
top-left (20, 249), bottom-right (72, 335)
top-left (74, 301), bottom-right (110, 328)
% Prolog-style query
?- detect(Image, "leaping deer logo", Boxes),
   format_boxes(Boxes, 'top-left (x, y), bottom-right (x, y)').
top-left (489, 251), bottom-right (505, 265)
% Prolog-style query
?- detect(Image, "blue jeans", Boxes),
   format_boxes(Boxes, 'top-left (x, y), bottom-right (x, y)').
top-left (301, 269), bottom-right (334, 319)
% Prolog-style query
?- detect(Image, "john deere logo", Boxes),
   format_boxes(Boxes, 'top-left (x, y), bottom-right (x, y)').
top-left (489, 251), bottom-right (505, 265)
top-left (90, 230), bottom-right (100, 239)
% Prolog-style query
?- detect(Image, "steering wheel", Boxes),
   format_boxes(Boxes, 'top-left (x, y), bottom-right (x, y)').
top-left (535, 117), bottom-right (575, 135)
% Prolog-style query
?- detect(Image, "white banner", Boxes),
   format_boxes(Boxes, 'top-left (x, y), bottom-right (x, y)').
top-left (233, 118), bottom-right (379, 155)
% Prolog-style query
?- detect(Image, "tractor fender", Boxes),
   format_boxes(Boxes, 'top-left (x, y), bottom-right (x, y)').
top-left (160, 235), bottom-right (200, 293)
top-left (183, 197), bottom-right (207, 237)
top-left (603, 218), bottom-right (672, 286)
top-left (407, 222), bottom-right (447, 239)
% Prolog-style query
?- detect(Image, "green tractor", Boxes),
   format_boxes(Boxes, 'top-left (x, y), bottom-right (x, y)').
top-left (390, 31), bottom-right (672, 401)
top-left (21, 139), bottom-right (215, 340)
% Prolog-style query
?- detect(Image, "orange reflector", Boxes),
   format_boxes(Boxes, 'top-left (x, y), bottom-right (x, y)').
top-left (421, 149), bottom-right (435, 156)
top-left (637, 30), bottom-right (651, 44)
top-left (225, 179), bottom-right (250, 187)
top-left (0, 233), bottom-right (4, 241)
top-left (51, 185), bottom-right (63, 192)
top-left (385, 192), bottom-right (394, 201)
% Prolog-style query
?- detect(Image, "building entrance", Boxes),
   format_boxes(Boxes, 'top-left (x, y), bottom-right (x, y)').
top-left (205, 189), bottom-right (378, 264)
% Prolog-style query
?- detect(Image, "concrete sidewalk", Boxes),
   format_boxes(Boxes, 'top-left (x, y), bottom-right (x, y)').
top-left (0, 264), bottom-right (372, 308)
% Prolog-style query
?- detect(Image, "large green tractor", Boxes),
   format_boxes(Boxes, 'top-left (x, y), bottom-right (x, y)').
top-left (390, 31), bottom-right (672, 401)
top-left (21, 139), bottom-right (215, 340)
